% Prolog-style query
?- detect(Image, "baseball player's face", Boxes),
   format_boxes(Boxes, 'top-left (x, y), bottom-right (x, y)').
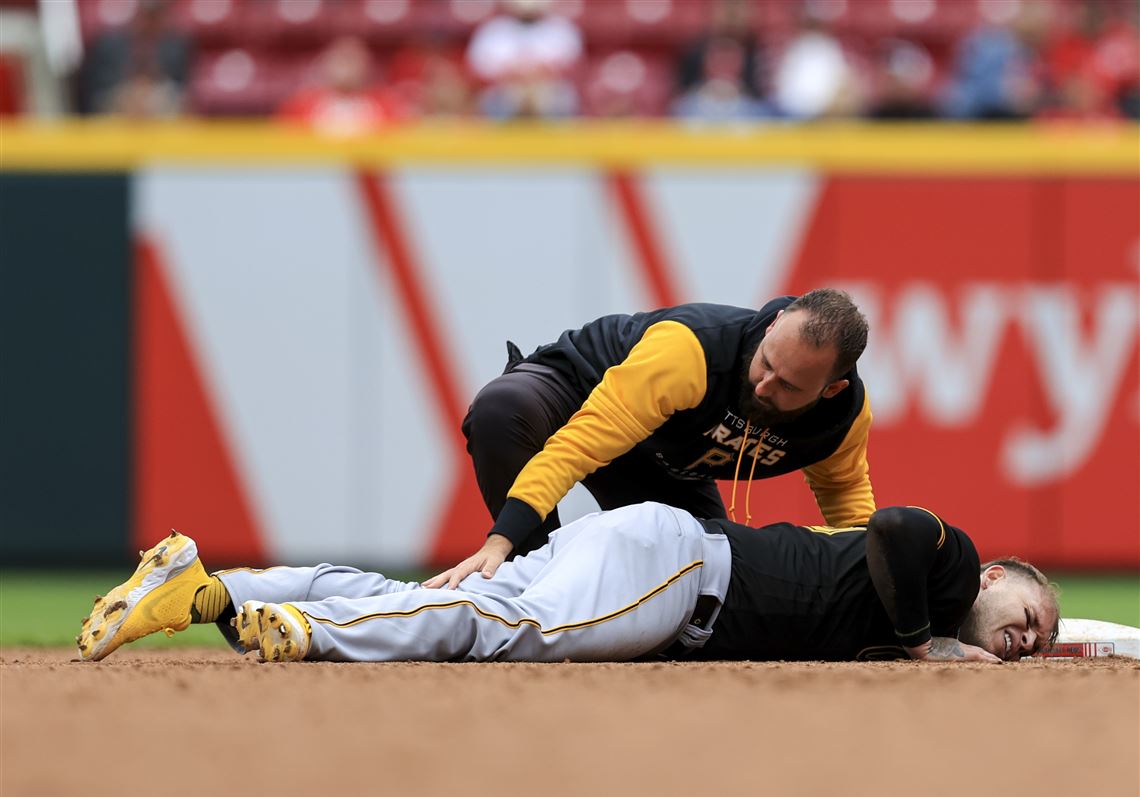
top-left (742, 311), bottom-right (849, 425)
top-left (958, 566), bottom-right (1059, 661)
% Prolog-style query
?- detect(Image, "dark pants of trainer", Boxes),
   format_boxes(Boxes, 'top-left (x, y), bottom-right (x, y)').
top-left (461, 362), bottom-right (727, 557)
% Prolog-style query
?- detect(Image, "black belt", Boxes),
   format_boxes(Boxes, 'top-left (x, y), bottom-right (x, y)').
top-left (659, 594), bottom-right (719, 660)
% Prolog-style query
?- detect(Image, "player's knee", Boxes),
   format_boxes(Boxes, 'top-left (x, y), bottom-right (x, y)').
top-left (597, 502), bottom-right (681, 544)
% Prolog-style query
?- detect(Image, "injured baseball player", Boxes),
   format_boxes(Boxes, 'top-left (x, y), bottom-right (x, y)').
top-left (76, 503), bottom-right (1059, 664)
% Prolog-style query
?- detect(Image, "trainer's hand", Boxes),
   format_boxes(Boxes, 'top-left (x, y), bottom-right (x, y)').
top-left (906, 636), bottom-right (1001, 663)
top-left (422, 534), bottom-right (514, 590)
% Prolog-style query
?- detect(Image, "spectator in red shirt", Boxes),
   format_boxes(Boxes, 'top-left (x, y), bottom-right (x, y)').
top-left (1041, 0), bottom-right (1140, 120)
top-left (278, 36), bottom-right (406, 136)
top-left (387, 40), bottom-right (473, 119)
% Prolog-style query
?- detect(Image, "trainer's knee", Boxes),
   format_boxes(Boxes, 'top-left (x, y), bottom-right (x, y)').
top-left (464, 376), bottom-right (545, 444)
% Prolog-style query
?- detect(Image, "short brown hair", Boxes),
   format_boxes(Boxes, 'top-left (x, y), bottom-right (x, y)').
top-left (784, 288), bottom-right (869, 379)
top-left (981, 557), bottom-right (1061, 645)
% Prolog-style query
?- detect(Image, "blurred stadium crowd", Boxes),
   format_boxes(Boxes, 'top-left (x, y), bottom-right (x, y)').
top-left (0, 0), bottom-right (1137, 130)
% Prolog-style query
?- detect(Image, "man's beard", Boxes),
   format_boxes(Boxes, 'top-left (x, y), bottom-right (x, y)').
top-left (737, 342), bottom-right (819, 428)
top-left (738, 390), bottom-right (817, 427)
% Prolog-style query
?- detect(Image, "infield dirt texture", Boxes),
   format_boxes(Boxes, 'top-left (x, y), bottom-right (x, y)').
top-left (2, 649), bottom-right (1136, 797)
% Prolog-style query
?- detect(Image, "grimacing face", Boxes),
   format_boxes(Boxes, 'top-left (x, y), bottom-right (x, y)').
top-left (740, 310), bottom-right (850, 427)
top-left (958, 566), bottom-right (1059, 661)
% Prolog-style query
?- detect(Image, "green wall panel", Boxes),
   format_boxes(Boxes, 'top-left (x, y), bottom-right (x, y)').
top-left (0, 173), bottom-right (131, 564)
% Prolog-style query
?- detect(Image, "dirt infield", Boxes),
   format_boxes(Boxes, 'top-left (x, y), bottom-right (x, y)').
top-left (2, 649), bottom-right (1137, 797)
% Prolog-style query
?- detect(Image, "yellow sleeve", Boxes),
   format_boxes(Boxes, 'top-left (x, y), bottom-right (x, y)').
top-left (801, 392), bottom-right (876, 528)
top-left (507, 320), bottom-right (708, 520)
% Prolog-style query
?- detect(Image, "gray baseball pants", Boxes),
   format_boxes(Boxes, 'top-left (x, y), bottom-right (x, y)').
top-left (215, 502), bottom-right (731, 662)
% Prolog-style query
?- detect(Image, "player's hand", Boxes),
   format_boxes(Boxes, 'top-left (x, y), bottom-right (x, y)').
top-left (422, 534), bottom-right (513, 590)
top-left (906, 637), bottom-right (1001, 664)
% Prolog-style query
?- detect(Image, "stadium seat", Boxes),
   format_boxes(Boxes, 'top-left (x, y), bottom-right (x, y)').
top-left (549, 0), bottom-right (586, 23)
top-left (426, 0), bottom-right (500, 39)
top-left (190, 47), bottom-right (299, 115)
top-left (847, 0), bottom-right (977, 42)
top-left (332, 0), bottom-right (424, 43)
top-left (251, 0), bottom-right (338, 47)
top-left (747, 0), bottom-right (799, 35)
top-left (174, 0), bottom-right (247, 48)
top-left (800, 0), bottom-right (855, 29)
top-left (635, 0), bottom-right (711, 45)
top-left (77, 0), bottom-right (140, 41)
top-left (0, 53), bottom-right (24, 116)
top-left (580, 49), bottom-right (673, 117)
top-left (577, 0), bottom-right (711, 47)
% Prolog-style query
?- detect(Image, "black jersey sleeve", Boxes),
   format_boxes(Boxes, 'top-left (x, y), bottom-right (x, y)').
top-left (865, 506), bottom-right (978, 649)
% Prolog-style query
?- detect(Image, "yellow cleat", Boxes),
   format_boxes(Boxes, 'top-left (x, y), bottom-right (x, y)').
top-left (76, 531), bottom-right (210, 662)
top-left (232, 601), bottom-right (311, 663)
top-left (230, 601), bottom-right (263, 652)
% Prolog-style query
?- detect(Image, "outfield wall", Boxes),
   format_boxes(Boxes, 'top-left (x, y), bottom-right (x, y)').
top-left (1, 122), bottom-right (1137, 569)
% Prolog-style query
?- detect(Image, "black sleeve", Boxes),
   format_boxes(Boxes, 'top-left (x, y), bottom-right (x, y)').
top-left (865, 506), bottom-right (977, 649)
top-left (488, 497), bottom-right (541, 549)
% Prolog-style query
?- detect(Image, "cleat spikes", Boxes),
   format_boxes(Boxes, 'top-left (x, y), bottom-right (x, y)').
top-left (148, 545), bottom-right (167, 566)
top-left (169, 530), bottom-right (178, 538)
top-left (237, 601), bottom-right (308, 662)
top-left (102, 600), bottom-right (127, 618)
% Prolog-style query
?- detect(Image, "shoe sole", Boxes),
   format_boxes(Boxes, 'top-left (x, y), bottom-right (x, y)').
top-left (77, 532), bottom-right (200, 661)
top-left (233, 601), bottom-right (310, 662)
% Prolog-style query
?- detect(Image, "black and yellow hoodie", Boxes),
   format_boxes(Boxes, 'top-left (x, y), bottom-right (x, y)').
top-left (491, 297), bottom-right (875, 547)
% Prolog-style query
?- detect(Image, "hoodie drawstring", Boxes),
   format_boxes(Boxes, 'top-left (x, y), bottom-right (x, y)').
top-left (728, 424), bottom-right (767, 525)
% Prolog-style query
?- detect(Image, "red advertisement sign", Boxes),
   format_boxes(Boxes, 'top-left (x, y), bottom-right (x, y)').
top-left (761, 176), bottom-right (1139, 568)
